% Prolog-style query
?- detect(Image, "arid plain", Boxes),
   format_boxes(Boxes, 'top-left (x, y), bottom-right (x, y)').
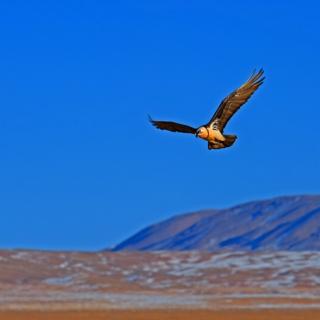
top-left (1, 250), bottom-right (320, 319)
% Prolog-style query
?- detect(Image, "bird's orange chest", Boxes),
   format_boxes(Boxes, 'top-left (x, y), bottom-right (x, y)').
top-left (207, 128), bottom-right (217, 142)
top-left (199, 128), bottom-right (224, 142)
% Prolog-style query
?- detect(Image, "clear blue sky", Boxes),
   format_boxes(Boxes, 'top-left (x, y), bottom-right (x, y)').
top-left (1, 0), bottom-right (319, 250)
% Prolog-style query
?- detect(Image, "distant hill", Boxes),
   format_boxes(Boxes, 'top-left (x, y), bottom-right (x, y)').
top-left (113, 195), bottom-right (320, 251)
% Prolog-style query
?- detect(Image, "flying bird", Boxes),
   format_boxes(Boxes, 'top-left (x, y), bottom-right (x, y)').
top-left (149, 69), bottom-right (265, 150)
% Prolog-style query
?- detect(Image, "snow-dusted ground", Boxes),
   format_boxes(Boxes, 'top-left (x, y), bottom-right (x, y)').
top-left (0, 250), bottom-right (319, 310)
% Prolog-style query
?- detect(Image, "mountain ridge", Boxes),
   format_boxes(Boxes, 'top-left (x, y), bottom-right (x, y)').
top-left (113, 195), bottom-right (320, 251)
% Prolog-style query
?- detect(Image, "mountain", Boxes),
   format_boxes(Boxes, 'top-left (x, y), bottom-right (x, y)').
top-left (113, 195), bottom-right (320, 251)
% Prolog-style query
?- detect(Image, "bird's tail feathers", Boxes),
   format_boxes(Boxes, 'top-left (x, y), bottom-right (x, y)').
top-left (223, 135), bottom-right (237, 147)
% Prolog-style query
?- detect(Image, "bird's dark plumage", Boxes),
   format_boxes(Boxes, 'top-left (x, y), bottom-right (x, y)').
top-left (149, 117), bottom-right (197, 134)
top-left (207, 69), bottom-right (265, 132)
top-left (149, 69), bottom-right (265, 150)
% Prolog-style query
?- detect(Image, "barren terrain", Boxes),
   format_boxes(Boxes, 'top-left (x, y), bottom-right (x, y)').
top-left (0, 250), bottom-right (319, 316)
top-left (1, 309), bottom-right (320, 320)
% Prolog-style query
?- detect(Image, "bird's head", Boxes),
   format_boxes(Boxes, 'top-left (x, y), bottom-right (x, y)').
top-left (196, 127), bottom-right (208, 138)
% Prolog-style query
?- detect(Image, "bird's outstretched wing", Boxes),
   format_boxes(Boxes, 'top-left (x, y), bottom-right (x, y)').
top-left (207, 69), bottom-right (265, 131)
top-left (149, 117), bottom-right (197, 134)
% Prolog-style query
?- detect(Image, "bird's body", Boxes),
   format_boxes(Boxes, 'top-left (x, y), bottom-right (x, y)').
top-left (196, 126), bottom-right (226, 142)
top-left (149, 69), bottom-right (264, 150)
top-left (196, 126), bottom-right (237, 149)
